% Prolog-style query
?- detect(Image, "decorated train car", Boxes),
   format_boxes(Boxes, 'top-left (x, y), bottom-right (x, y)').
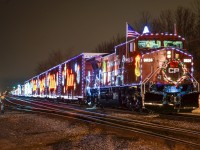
top-left (21, 53), bottom-right (106, 100)
top-left (86, 32), bottom-right (199, 109)
top-left (13, 28), bottom-right (200, 110)
top-left (11, 85), bottom-right (24, 96)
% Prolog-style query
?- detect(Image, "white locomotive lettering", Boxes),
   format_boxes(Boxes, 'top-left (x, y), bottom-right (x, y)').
top-left (168, 68), bottom-right (179, 73)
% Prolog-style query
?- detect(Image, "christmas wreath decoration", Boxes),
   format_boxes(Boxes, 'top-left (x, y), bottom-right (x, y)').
top-left (161, 59), bottom-right (188, 85)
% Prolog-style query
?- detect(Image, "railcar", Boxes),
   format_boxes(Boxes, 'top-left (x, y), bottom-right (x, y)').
top-left (86, 33), bottom-right (199, 109)
top-left (11, 85), bottom-right (24, 96)
top-left (13, 30), bottom-right (200, 110)
top-left (22, 53), bottom-right (106, 99)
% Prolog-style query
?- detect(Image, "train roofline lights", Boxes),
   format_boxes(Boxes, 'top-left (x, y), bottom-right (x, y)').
top-left (25, 53), bottom-right (107, 83)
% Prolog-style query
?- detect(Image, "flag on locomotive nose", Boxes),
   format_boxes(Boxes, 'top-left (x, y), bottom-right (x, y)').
top-left (126, 23), bottom-right (140, 38)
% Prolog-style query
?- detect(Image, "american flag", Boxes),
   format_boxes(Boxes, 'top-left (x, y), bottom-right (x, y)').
top-left (126, 23), bottom-right (140, 38)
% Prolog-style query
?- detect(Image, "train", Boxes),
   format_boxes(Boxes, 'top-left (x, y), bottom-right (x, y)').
top-left (12, 27), bottom-right (200, 111)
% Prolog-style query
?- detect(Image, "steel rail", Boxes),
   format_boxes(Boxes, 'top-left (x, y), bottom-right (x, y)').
top-left (5, 97), bottom-right (200, 148)
top-left (6, 96), bottom-right (200, 137)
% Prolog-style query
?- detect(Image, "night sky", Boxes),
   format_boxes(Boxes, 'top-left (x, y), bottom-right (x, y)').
top-left (0, 0), bottom-right (193, 91)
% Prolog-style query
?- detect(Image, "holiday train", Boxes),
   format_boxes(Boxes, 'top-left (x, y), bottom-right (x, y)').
top-left (12, 27), bottom-right (200, 110)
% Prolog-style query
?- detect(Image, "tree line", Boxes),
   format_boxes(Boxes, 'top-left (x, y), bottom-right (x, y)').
top-left (35, 0), bottom-right (200, 82)
top-left (95, 0), bottom-right (200, 81)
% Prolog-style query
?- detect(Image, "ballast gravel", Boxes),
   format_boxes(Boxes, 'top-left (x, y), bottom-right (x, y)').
top-left (0, 109), bottom-right (199, 150)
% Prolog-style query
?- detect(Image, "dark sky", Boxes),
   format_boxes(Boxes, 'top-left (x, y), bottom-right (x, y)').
top-left (0, 0), bottom-right (193, 90)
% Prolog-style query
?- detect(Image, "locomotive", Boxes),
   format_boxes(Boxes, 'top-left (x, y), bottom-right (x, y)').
top-left (12, 28), bottom-right (200, 110)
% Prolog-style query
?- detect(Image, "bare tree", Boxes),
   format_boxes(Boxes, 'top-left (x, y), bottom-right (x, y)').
top-left (35, 49), bottom-right (71, 75)
top-left (94, 34), bottom-right (125, 53)
top-left (136, 6), bottom-right (199, 81)
top-left (191, 0), bottom-right (200, 43)
top-left (175, 7), bottom-right (196, 41)
top-left (151, 7), bottom-right (195, 38)
top-left (187, 1), bottom-right (200, 80)
top-left (134, 11), bottom-right (152, 33)
top-left (152, 9), bottom-right (174, 33)
top-left (35, 61), bottom-right (48, 75)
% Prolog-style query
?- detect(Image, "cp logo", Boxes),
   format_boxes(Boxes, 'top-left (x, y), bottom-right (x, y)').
top-left (168, 68), bottom-right (179, 73)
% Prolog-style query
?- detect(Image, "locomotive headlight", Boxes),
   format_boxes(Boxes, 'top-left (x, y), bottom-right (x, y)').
top-left (167, 51), bottom-right (171, 58)
top-left (167, 54), bottom-right (171, 58)
top-left (167, 51), bottom-right (171, 54)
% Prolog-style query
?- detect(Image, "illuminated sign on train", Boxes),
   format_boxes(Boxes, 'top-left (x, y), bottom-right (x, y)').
top-left (49, 73), bottom-right (57, 90)
top-left (66, 69), bottom-right (75, 88)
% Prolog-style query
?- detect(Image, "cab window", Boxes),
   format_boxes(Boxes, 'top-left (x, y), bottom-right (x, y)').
top-left (164, 41), bottom-right (183, 49)
top-left (138, 40), bottom-right (161, 49)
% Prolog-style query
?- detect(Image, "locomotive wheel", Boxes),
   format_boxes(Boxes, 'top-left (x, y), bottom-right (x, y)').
top-left (126, 98), bottom-right (133, 111)
top-left (96, 101), bottom-right (104, 109)
top-left (136, 96), bottom-right (142, 111)
top-left (174, 104), bottom-right (181, 113)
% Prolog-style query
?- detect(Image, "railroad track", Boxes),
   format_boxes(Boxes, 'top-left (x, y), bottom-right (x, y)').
top-left (4, 96), bottom-right (200, 149)
top-left (158, 113), bottom-right (200, 123)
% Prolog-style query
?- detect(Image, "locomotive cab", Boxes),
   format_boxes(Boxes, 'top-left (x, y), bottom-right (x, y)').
top-left (136, 33), bottom-right (199, 109)
top-left (84, 31), bottom-right (199, 111)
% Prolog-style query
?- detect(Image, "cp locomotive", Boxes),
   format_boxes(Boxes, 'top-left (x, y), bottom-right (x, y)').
top-left (12, 28), bottom-right (200, 110)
